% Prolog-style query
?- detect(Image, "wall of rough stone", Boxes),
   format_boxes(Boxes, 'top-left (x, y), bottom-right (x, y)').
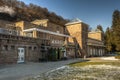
top-left (66, 22), bottom-right (88, 57)
top-left (88, 31), bottom-right (102, 41)
top-left (0, 34), bottom-right (41, 64)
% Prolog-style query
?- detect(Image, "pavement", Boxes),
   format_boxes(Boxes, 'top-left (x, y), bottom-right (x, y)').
top-left (0, 58), bottom-right (83, 80)
top-left (101, 56), bottom-right (119, 60)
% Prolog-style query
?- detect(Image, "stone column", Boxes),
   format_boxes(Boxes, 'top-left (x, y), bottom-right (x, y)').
top-left (97, 47), bottom-right (98, 56)
top-left (99, 48), bottom-right (101, 56)
top-left (33, 30), bottom-right (37, 38)
top-left (100, 48), bottom-right (102, 56)
top-left (90, 46), bottom-right (92, 57)
top-left (87, 46), bottom-right (89, 57)
top-left (101, 48), bottom-right (104, 56)
top-left (95, 47), bottom-right (97, 56)
top-left (93, 47), bottom-right (95, 56)
top-left (103, 48), bottom-right (105, 55)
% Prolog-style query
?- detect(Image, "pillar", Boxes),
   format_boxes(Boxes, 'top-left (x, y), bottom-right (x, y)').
top-left (33, 30), bottom-right (37, 38)
top-left (87, 46), bottom-right (89, 57)
top-left (93, 47), bottom-right (95, 56)
top-left (100, 48), bottom-right (102, 56)
top-left (90, 46), bottom-right (92, 57)
top-left (95, 47), bottom-right (97, 56)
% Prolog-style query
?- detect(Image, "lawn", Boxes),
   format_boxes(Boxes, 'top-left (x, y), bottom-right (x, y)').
top-left (69, 61), bottom-right (120, 67)
top-left (26, 59), bottom-right (120, 80)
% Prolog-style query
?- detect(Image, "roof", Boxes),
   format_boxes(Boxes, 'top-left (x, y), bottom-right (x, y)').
top-left (65, 18), bottom-right (88, 26)
top-left (65, 18), bottom-right (82, 25)
top-left (23, 28), bottom-right (72, 38)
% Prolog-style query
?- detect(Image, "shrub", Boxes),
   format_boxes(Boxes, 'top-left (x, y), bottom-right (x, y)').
top-left (115, 52), bottom-right (120, 55)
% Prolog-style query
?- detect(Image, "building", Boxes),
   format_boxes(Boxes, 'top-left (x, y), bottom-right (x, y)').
top-left (0, 18), bottom-right (105, 64)
top-left (87, 29), bottom-right (105, 57)
top-left (65, 18), bottom-right (105, 58)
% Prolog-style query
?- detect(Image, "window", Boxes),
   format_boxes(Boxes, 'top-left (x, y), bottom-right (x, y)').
top-left (56, 31), bottom-right (60, 33)
top-left (3, 45), bottom-right (8, 51)
top-left (11, 45), bottom-right (15, 50)
top-left (26, 32), bottom-right (33, 37)
top-left (34, 46), bottom-right (37, 51)
top-left (21, 49), bottom-right (24, 53)
top-left (56, 26), bottom-right (59, 30)
top-left (18, 49), bottom-right (20, 53)
top-left (28, 46), bottom-right (32, 50)
top-left (56, 26), bottom-right (60, 33)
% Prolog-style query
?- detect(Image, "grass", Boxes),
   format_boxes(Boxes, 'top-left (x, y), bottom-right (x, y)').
top-left (115, 52), bottom-right (120, 59)
top-left (115, 52), bottom-right (120, 55)
top-left (26, 58), bottom-right (120, 80)
top-left (69, 61), bottom-right (120, 67)
top-left (26, 63), bottom-right (120, 80)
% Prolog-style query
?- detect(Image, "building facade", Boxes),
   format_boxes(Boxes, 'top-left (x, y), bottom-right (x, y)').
top-left (65, 18), bottom-right (105, 58)
top-left (87, 29), bottom-right (105, 57)
top-left (0, 18), bottom-right (105, 64)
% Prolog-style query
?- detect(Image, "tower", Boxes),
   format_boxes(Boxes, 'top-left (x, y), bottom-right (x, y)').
top-left (65, 18), bottom-right (88, 58)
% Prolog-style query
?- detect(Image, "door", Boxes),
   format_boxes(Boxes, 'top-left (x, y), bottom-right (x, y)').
top-left (17, 48), bottom-right (25, 63)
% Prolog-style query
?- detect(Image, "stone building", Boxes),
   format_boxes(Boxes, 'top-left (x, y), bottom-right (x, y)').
top-left (65, 19), bottom-right (88, 58)
top-left (0, 19), bottom-right (75, 64)
top-left (87, 29), bottom-right (105, 57)
top-left (0, 18), bottom-right (105, 64)
top-left (65, 18), bottom-right (105, 58)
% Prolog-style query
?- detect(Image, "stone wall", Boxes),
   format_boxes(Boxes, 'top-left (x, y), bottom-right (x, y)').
top-left (0, 34), bottom-right (41, 64)
top-left (66, 22), bottom-right (88, 57)
top-left (88, 31), bottom-right (102, 41)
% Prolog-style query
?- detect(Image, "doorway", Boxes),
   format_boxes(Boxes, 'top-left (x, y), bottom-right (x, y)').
top-left (17, 48), bottom-right (25, 63)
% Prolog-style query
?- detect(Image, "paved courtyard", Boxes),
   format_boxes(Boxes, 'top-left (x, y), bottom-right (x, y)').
top-left (0, 58), bottom-right (82, 80)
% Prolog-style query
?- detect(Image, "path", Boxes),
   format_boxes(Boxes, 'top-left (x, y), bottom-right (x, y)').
top-left (0, 58), bottom-right (82, 80)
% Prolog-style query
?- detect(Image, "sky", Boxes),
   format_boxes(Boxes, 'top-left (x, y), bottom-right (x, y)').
top-left (19, 0), bottom-right (120, 31)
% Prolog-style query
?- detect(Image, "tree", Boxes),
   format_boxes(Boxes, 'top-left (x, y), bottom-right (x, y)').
top-left (97, 25), bottom-right (103, 32)
top-left (105, 27), bottom-right (113, 52)
top-left (111, 10), bottom-right (120, 51)
top-left (0, 0), bottom-right (67, 26)
top-left (96, 25), bottom-right (104, 41)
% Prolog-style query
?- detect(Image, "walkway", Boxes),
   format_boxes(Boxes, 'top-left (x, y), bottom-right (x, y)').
top-left (0, 58), bottom-right (82, 80)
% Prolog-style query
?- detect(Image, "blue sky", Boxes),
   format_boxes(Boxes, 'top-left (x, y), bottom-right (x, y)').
top-left (19, 0), bottom-right (120, 31)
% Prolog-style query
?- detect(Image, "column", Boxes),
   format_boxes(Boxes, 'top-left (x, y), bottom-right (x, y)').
top-left (95, 47), bottom-right (97, 56)
top-left (90, 46), bottom-right (92, 57)
top-left (100, 48), bottom-right (102, 56)
top-left (99, 48), bottom-right (101, 56)
top-left (102, 48), bottom-right (105, 55)
top-left (33, 30), bottom-right (37, 38)
top-left (87, 46), bottom-right (89, 57)
top-left (97, 47), bottom-right (98, 56)
top-left (92, 47), bottom-right (94, 56)
top-left (93, 47), bottom-right (95, 56)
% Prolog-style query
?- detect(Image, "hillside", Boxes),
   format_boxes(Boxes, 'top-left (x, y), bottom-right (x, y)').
top-left (0, 0), bottom-right (68, 26)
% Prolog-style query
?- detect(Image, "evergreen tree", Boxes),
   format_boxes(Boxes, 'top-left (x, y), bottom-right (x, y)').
top-left (105, 27), bottom-right (113, 52)
top-left (97, 25), bottom-right (103, 32)
top-left (111, 10), bottom-right (120, 51)
top-left (96, 25), bottom-right (104, 41)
